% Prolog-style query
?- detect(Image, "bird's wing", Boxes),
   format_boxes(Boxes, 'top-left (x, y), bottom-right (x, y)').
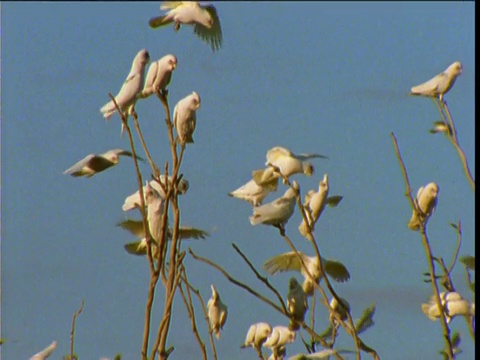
top-left (323, 259), bottom-right (350, 282)
top-left (117, 219), bottom-right (145, 238)
top-left (296, 153), bottom-right (329, 161)
top-left (326, 195), bottom-right (343, 207)
top-left (410, 73), bottom-right (446, 95)
top-left (112, 149), bottom-right (145, 162)
top-left (63, 154), bottom-right (96, 175)
top-left (263, 252), bottom-right (303, 275)
top-left (193, 5), bottom-right (222, 51)
top-left (160, 1), bottom-right (185, 10)
top-left (252, 168), bottom-right (279, 187)
top-left (178, 226), bottom-right (210, 239)
top-left (124, 240), bottom-right (148, 256)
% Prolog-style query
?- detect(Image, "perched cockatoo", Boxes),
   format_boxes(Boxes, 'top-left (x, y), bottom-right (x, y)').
top-left (263, 252), bottom-right (350, 296)
top-left (422, 291), bottom-right (475, 323)
top-left (138, 54), bottom-right (177, 98)
top-left (255, 146), bottom-right (328, 185)
top-left (122, 177), bottom-right (189, 211)
top-left (408, 182), bottom-right (439, 231)
top-left (64, 149), bottom-right (144, 178)
top-left (287, 277), bottom-right (308, 330)
top-left (298, 174), bottom-right (343, 237)
top-left (145, 181), bottom-right (165, 242)
top-left (410, 61), bottom-right (462, 102)
top-left (100, 49), bottom-right (150, 120)
top-left (30, 341), bottom-right (57, 360)
top-left (173, 91), bottom-right (201, 145)
top-left (249, 181), bottom-right (299, 229)
top-left (149, 1), bottom-right (223, 52)
top-left (229, 172), bottom-right (279, 207)
top-left (240, 322), bottom-right (272, 352)
top-left (262, 326), bottom-right (296, 359)
top-left (329, 296), bottom-right (351, 325)
top-left (207, 284), bottom-right (228, 340)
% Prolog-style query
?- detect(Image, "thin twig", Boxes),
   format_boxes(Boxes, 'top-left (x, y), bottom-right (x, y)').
top-left (69, 300), bottom-right (85, 359)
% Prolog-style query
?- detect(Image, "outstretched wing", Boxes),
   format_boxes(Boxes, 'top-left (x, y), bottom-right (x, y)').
top-left (324, 259), bottom-right (350, 283)
top-left (263, 252), bottom-right (305, 275)
top-left (193, 5), bottom-right (222, 51)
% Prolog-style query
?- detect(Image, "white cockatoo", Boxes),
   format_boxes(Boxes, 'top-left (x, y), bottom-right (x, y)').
top-left (118, 219), bottom-right (209, 256)
top-left (207, 284), bottom-right (228, 340)
top-left (149, 1), bottom-right (222, 52)
top-left (229, 172), bottom-right (279, 207)
top-left (173, 91), bottom-right (201, 145)
top-left (262, 326), bottom-right (296, 359)
top-left (64, 149), bottom-right (144, 178)
top-left (240, 322), bottom-right (272, 352)
top-left (30, 341), bottom-right (57, 360)
top-left (287, 277), bottom-right (308, 330)
top-left (408, 182), bottom-right (439, 231)
top-left (100, 49), bottom-right (150, 120)
top-left (263, 252), bottom-right (350, 296)
top-left (249, 181), bottom-right (299, 229)
top-left (255, 146), bottom-right (328, 185)
top-left (122, 177), bottom-right (189, 211)
top-left (298, 174), bottom-right (343, 237)
top-left (422, 291), bottom-right (475, 323)
top-left (410, 61), bottom-right (462, 102)
top-left (138, 54), bottom-right (177, 98)
top-left (145, 181), bottom-right (165, 242)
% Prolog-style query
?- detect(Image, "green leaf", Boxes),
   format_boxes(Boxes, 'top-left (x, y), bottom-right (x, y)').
top-left (460, 256), bottom-right (475, 271)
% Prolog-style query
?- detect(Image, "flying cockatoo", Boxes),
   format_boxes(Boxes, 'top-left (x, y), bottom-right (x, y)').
top-left (122, 177), bottom-right (189, 211)
top-left (255, 146), bottom-right (328, 185)
top-left (408, 182), bottom-right (439, 231)
top-left (118, 219), bottom-right (209, 256)
top-left (287, 277), bottom-right (308, 330)
top-left (249, 181), bottom-right (299, 230)
top-left (64, 149), bottom-right (144, 178)
top-left (100, 49), bottom-right (150, 120)
top-left (240, 322), bottom-right (272, 352)
top-left (229, 172), bottom-right (279, 207)
top-left (173, 91), bottom-right (201, 145)
top-left (262, 326), bottom-right (296, 359)
top-left (207, 284), bottom-right (228, 340)
top-left (138, 54), bottom-right (177, 98)
top-left (410, 61), bottom-right (462, 102)
top-left (263, 252), bottom-right (350, 296)
top-left (149, 1), bottom-right (223, 52)
top-left (298, 174), bottom-right (343, 237)
top-left (422, 291), bottom-right (475, 323)
top-left (30, 341), bottom-right (57, 360)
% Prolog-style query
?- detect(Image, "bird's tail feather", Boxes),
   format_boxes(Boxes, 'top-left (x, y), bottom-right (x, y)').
top-left (149, 15), bottom-right (174, 29)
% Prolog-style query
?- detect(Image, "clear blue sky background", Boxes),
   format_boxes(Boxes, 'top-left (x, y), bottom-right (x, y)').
top-left (1, 2), bottom-right (475, 359)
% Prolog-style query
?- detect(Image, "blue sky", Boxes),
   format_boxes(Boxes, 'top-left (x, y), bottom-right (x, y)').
top-left (1, 2), bottom-right (475, 359)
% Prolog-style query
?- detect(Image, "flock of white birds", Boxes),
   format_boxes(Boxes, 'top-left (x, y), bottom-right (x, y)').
top-left (54, 2), bottom-right (475, 360)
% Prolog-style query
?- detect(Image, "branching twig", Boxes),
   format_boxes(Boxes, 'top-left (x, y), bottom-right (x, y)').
top-left (391, 132), bottom-right (455, 359)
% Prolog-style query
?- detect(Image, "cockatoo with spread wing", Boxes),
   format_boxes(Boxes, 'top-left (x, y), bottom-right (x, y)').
top-left (410, 61), bottom-right (462, 102)
top-left (408, 182), bottom-right (439, 231)
top-left (100, 49), bottom-right (150, 120)
top-left (298, 174), bottom-right (343, 237)
top-left (174, 91), bottom-right (201, 145)
top-left (255, 146), bottom-right (328, 185)
top-left (122, 177), bottom-right (189, 211)
top-left (64, 149), bottom-right (144, 178)
top-left (138, 54), bottom-right (177, 98)
top-left (422, 291), bottom-right (475, 323)
top-left (149, 1), bottom-right (222, 52)
top-left (249, 181), bottom-right (299, 229)
top-left (207, 284), bottom-right (228, 340)
top-left (229, 172), bottom-right (279, 207)
top-left (263, 252), bottom-right (350, 296)
top-left (241, 322), bottom-right (272, 352)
